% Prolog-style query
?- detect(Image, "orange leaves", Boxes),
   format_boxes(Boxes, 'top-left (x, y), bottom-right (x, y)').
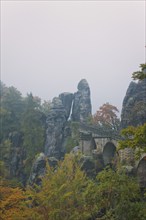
top-left (0, 185), bottom-right (25, 220)
top-left (92, 103), bottom-right (120, 131)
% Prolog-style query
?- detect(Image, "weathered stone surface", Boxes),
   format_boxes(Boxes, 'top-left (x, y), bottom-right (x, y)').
top-left (29, 154), bottom-right (59, 185)
top-left (121, 78), bottom-right (146, 128)
top-left (72, 79), bottom-right (92, 122)
top-left (59, 92), bottom-right (73, 119)
top-left (48, 157), bottom-right (58, 167)
top-left (29, 153), bottom-right (46, 185)
top-left (44, 79), bottom-right (92, 159)
top-left (44, 97), bottom-right (67, 158)
top-left (137, 155), bottom-right (146, 188)
top-left (71, 146), bottom-right (81, 154)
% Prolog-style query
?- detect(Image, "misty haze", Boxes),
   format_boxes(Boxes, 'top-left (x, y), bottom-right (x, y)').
top-left (1, 1), bottom-right (145, 113)
top-left (1, 1), bottom-right (146, 220)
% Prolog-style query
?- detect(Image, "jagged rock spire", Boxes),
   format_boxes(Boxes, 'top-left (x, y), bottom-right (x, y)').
top-left (72, 79), bottom-right (92, 122)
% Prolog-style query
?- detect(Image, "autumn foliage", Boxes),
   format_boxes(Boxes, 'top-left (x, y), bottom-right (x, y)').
top-left (0, 183), bottom-right (25, 220)
top-left (92, 103), bottom-right (120, 131)
top-left (0, 153), bottom-right (146, 220)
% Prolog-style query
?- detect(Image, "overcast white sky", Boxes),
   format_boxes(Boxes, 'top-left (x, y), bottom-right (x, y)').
top-left (1, 0), bottom-right (145, 114)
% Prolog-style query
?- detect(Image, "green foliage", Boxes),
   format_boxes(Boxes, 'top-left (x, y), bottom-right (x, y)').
top-left (21, 94), bottom-right (45, 176)
top-left (0, 140), bottom-right (12, 162)
top-left (12, 154), bottom-right (98, 220)
top-left (40, 100), bottom-right (51, 116)
top-left (0, 140), bottom-right (12, 178)
top-left (1, 155), bottom-right (146, 220)
top-left (21, 109), bottom-right (45, 157)
top-left (96, 167), bottom-right (146, 220)
top-left (86, 115), bottom-right (94, 125)
top-left (132, 63), bottom-right (146, 80)
top-left (0, 84), bottom-right (24, 141)
top-left (65, 136), bottom-right (79, 153)
top-left (140, 63), bottom-right (146, 71)
top-left (0, 83), bottom-right (47, 183)
top-left (0, 160), bottom-right (9, 179)
top-left (71, 122), bottom-right (80, 137)
top-left (118, 124), bottom-right (146, 158)
top-left (64, 122), bottom-right (80, 153)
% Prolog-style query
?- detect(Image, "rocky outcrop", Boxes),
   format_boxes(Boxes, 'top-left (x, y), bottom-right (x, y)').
top-left (29, 153), bottom-right (59, 185)
top-left (30, 79), bottom-right (92, 184)
top-left (59, 92), bottom-right (73, 119)
top-left (121, 78), bottom-right (146, 128)
top-left (71, 79), bottom-right (92, 122)
top-left (44, 79), bottom-right (92, 159)
top-left (29, 153), bottom-right (46, 186)
top-left (45, 97), bottom-right (67, 158)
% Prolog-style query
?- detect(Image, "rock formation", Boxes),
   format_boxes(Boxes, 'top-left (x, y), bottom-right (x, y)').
top-left (44, 97), bottom-right (68, 158)
top-left (44, 79), bottom-right (92, 159)
top-left (59, 92), bottom-right (73, 119)
top-left (29, 153), bottom-right (46, 186)
top-left (121, 78), bottom-right (146, 128)
top-left (71, 79), bottom-right (92, 122)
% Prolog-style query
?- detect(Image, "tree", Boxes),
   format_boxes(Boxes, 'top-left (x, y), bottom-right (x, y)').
top-left (95, 167), bottom-right (146, 220)
top-left (12, 154), bottom-right (98, 220)
top-left (0, 83), bottom-right (26, 183)
top-left (0, 183), bottom-right (25, 220)
top-left (132, 64), bottom-right (146, 80)
top-left (21, 94), bottom-right (45, 177)
top-left (0, 83), bottom-right (24, 141)
top-left (40, 100), bottom-right (51, 116)
top-left (92, 103), bottom-right (120, 131)
top-left (118, 123), bottom-right (146, 158)
top-left (1, 155), bottom-right (146, 220)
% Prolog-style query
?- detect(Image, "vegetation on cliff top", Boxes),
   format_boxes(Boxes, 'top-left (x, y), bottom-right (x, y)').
top-left (132, 63), bottom-right (146, 80)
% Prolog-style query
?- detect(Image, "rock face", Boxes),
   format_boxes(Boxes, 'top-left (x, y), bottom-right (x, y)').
top-left (30, 79), bottom-right (92, 184)
top-left (45, 97), bottom-right (68, 158)
top-left (121, 78), bottom-right (146, 128)
top-left (29, 153), bottom-right (46, 186)
top-left (59, 92), bottom-right (73, 119)
top-left (72, 79), bottom-right (92, 122)
top-left (44, 79), bottom-right (92, 159)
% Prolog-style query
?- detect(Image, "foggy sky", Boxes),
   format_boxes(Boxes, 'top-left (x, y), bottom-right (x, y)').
top-left (1, 1), bottom-right (145, 113)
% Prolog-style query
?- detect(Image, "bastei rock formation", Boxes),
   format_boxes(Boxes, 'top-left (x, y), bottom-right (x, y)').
top-left (30, 79), bottom-right (92, 183)
top-left (44, 97), bottom-right (68, 159)
top-left (71, 79), bottom-right (92, 122)
top-left (30, 77), bottom-right (146, 187)
top-left (44, 79), bottom-right (92, 159)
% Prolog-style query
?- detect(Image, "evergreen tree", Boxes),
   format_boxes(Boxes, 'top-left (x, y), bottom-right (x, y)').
top-left (21, 93), bottom-right (45, 176)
